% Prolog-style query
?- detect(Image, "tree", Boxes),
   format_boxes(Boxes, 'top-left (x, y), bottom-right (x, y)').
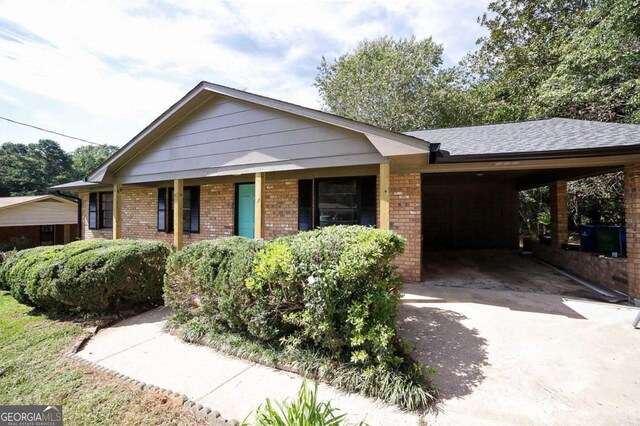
top-left (0, 140), bottom-right (72, 196)
top-left (535, 0), bottom-right (640, 123)
top-left (70, 144), bottom-right (119, 181)
top-left (315, 36), bottom-right (474, 132)
top-left (0, 140), bottom-right (117, 197)
top-left (465, 0), bottom-right (638, 230)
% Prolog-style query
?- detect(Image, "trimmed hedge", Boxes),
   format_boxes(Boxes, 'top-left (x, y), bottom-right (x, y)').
top-left (164, 226), bottom-right (405, 368)
top-left (0, 239), bottom-right (170, 313)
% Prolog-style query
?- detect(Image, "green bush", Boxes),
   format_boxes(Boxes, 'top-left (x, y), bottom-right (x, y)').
top-left (165, 226), bottom-right (405, 368)
top-left (164, 237), bottom-right (264, 330)
top-left (0, 239), bottom-right (170, 313)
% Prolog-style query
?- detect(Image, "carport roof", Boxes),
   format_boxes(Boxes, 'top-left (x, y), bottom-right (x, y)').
top-left (407, 118), bottom-right (640, 161)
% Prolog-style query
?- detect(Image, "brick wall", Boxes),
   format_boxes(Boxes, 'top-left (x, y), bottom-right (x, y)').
top-left (81, 184), bottom-right (236, 245)
top-left (527, 238), bottom-right (628, 294)
top-left (81, 174), bottom-right (422, 283)
top-left (624, 164), bottom-right (640, 299)
top-left (390, 172), bottom-right (422, 283)
top-left (264, 178), bottom-right (298, 239)
top-left (550, 180), bottom-right (569, 247)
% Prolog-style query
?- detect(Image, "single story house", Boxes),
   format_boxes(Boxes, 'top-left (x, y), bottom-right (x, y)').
top-left (0, 195), bottom-right (78, 249)
top-left (51, 82), bottom-right (640, 302)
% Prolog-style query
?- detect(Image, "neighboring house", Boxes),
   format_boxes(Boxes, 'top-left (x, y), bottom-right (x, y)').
top-left (0, 195), bottom-right (78, 249)
top-left (51, 82), bottom-right (640, 301)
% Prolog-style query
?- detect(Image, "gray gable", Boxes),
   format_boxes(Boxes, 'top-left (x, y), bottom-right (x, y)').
top-left (406, 118), bottom-right (640, 158)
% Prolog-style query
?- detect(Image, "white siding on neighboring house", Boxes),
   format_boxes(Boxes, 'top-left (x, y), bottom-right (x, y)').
top-left (113, 97), bottom-right (385, 183)
top-left (0, 200), bottom-right (76, 227)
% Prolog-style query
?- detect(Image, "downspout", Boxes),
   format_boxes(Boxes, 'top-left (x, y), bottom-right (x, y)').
top-left (53, 191), bottom-right (82, 240)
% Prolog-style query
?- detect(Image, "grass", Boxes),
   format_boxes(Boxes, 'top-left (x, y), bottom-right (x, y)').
top-left (0, 291), bottom-right (203, 425)
top-left (167, 316), bottom-right (439, 413)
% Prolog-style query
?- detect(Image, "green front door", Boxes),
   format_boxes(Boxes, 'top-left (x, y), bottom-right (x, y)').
top-left (237, 183), bottom-right (255, 238)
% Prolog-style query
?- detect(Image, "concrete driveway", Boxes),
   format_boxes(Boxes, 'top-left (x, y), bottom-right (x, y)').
top-left (76, 284), bottom-right (640, 425)
top-left (404, 285), bottom-right (640, 425)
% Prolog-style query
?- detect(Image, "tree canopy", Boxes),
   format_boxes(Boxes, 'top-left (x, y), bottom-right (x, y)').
top-left (315, 36), bottom-right (474, 132)
top-left (0, 140), bottom-right (118, 197)
top-left (315, 0), bottom-right (638, 230)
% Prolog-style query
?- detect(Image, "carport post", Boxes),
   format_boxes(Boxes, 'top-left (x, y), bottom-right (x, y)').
top-left (549, 180), bottom-right (568, 248)
top-left (624, 164), bottom-right (640, 302)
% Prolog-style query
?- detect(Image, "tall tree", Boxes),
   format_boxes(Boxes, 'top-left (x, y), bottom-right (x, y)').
top-left (315, 36), bottom-right (473, 132)
top-left (0, 140), bottom-right (72, 196)
top-left (70, 144), bottom-right (119, 180)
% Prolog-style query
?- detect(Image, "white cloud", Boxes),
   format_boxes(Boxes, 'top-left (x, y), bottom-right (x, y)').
top-left (0, 0), bottom-right (489, 151)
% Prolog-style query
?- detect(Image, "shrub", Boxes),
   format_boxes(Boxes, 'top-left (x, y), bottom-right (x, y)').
top-left (0, 239), bottom-right (170, 313)
top-left (166, 227), bottom-right (438, 411)
top-left (165, 226), bottom-right (404, 367)
top-left (164, 237), bottom-right (264, 329)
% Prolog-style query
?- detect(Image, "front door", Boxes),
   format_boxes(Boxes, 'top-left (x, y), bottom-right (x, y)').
top-left (237, 183), bottom-right (255, 238)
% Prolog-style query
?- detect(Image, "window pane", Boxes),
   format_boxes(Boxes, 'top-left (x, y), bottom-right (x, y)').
top-left (100, 192), bottom-right (113, 228)
top-left (318, 179), bottom-right (358, 227)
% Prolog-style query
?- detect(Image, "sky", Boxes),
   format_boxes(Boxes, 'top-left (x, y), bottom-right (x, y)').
top-left (0, 0), bottom-right (490, 151)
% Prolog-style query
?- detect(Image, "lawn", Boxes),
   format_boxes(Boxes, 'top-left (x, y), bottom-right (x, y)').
top-left (0, 291), bottom-right (203, 425)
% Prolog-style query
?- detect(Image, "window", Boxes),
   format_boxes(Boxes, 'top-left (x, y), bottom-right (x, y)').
top-left (297, 176), bottom-right (376, 230)
top-left (318, 179), bottom-right (358, 226)
top-left (88, 192), bottom-right (112, 230)
top-left (100, 192), bottom-right (113, 229)
top-left (40, 225), bottom-right (54, 245)
top-left (157, 186), bottom-right (200, 233)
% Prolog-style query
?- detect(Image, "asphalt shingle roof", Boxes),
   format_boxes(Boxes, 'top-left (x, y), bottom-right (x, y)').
top-left (405, 118), bottom-right (640, 158)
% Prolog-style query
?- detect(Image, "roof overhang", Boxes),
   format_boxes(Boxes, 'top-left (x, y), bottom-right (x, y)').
top-left (85, 81), bottom-right (430, 184)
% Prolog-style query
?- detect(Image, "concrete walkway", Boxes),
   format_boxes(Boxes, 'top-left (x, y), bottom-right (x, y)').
top-left (77, 287), bottom-right (640, 425)
top-left (76, 307), bottom-right (418, 425)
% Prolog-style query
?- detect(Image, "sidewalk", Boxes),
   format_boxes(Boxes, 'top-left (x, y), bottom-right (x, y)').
top-left (75, 306), bottom-right (420, 425)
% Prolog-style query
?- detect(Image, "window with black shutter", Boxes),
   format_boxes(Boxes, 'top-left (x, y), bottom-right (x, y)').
top-left (298, 176), bottom-right (377, 230)
top-left (157, 186), bottom-right (200, 233)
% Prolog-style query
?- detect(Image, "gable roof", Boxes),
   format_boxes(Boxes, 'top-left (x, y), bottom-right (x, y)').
top-left (86, 81), bottom-right (430, 183)
top-left (406, 118), bottom-right (640, 161)
top-left (0, 194), bottom-right (76, 211)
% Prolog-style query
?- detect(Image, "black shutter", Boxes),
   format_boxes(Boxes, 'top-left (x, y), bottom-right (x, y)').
top-left (167, 188), bottom-right (174, 233)
top-left (190, 186), bottom-right (200, 233)
top-left (298, 179), bottom-right (313, 231)
top-left (88, 193), bottom-right (98, 229)
top-left (158, 188), bottom-right (167, 231)
top-left (359, 176), bottom-right (376, 227)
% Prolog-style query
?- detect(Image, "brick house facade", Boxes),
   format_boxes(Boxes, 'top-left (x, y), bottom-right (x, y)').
top-left (79, 172), bottom-right (424, 282)
top-left (53, 82), bottom-right (640, 296)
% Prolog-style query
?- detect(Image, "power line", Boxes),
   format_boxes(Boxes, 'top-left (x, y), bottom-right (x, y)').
top-left (0, 115), bottom-right (105, 146)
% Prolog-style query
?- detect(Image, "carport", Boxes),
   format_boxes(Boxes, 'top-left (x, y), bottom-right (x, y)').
top-left (406, 118), bottom-right (640, 300)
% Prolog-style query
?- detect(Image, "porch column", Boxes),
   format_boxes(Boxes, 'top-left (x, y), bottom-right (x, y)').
top-left (624, 164), bottom-right (640, 301)
top-left (379, 163), bottom-right (390, 230)
top-left (112, 184), bottom-right (122, 240)
top-left (63, 224), bottom-right (71, 243)
top-left (173, 179), bottom-right (184, 250)
top-left (549, 180), bottom-right (568, 248)
top-left (255, 172), bottom-right (265, 239)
